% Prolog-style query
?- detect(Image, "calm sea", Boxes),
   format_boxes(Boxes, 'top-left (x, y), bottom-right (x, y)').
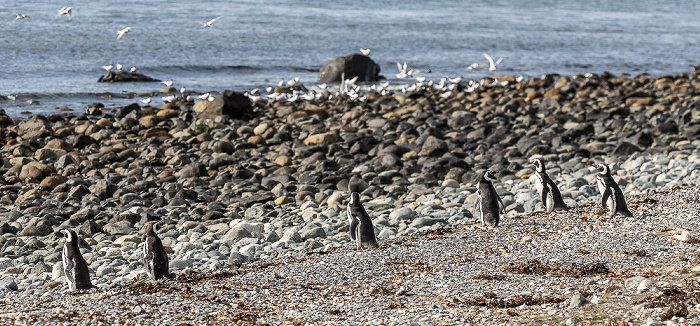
top-left (1, 0), bottom-right (699, 117)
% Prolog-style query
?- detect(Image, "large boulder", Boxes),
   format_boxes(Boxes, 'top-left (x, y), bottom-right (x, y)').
top-left (318, 54), bottom-right (381, 83)
top-left (198, 90), bottom-right (253, 120)
top-left (12, 115), bottom-right (54, 140)
top-left (98, 72), bottom-right (159, 83)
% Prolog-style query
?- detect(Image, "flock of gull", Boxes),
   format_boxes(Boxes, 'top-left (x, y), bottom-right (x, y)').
top-left (12, 7), bottom-right (510, 110)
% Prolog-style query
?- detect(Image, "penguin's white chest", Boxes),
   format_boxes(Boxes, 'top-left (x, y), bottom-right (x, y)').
top-left (596, 176), bottom-right (606, 196)
top-left (534, 173), bottom-right (544, 196)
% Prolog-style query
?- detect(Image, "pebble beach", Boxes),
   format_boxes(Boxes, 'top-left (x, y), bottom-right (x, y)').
top-left (0, 71), bottom-right (699, 325)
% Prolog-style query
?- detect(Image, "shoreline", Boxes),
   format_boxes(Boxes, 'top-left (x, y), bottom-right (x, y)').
top-left (0, 71), bottom-right (699, 324)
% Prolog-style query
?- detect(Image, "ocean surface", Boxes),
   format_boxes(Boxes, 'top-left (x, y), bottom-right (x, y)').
top-left (1, 0), bottom-right (699, 118)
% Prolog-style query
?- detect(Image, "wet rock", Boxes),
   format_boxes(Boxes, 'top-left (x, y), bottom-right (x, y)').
top-left (318, 54), bottom-right (381, 83)
top-left (98, 71), bottom-right (159, 83)
top-left (198, 90), bottom-right (253, 120)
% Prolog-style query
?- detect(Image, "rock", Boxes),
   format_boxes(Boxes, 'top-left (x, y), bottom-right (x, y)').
top-left (348, 176), bottom-right (369, 193)
top-left (624, 276), bottom-right (649, 289)
top-left (637, 279), bottom-right (653, 292)
top-left (304, 132), bottom-right (337, 145)
top-left (300, 225), bottom-right (326, 240)
top-left (179, 162), bottom-right (207, 178)
top-left (35, 148), bottom-right (67, 161)
top-left (0, 258), bottom-right (14, 271)
top-left (228, 252), bottom-right (248, 265)
top-left (19, 162), bottom-right (53, 183)
top-left (169, 259), bottom-right (194, 270)
top-left (377, 229), bottom-right (396, 240)
top-left (98, 72), bottom-right (159, 83)
top-left (280, 229), bottom-right (302, 243)
top-left (0, 278), bottom-right (18, 291)
top-left (691, 265), bottom-right (700, 275)
top-left (12, 115), bottom-right (54, 140)
top-left (224, 228), bottom-right (252, 242)
top-left (419, 136), bottom-right (448, 157)
top-left (20, 223), bottom-right (53, 237)
top-left (568, 294), bottom-right (586, 308)
top-left (409, 217), bottom-right (447, 228)
top-left (198, 90), bottom-right (253, 120)
top-left (613, 141), bottom-right (642, 156)
top-left (318, 54), bottom-right (381, 83)
top-left (389, 207), bottom-right (416, 221)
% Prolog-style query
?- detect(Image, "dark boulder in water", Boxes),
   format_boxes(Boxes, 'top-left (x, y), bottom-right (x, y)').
top-left (98, 72), bottom-right (159, 83)
top-left (318, 54), bottom-right (381, 83)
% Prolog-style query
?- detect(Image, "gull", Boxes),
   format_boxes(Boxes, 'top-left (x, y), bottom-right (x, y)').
top-left (180, 86), bottom-right (186, 95)
top-left (198, 92), bottom-right (211, 100)
top-left (115, 63), bottom-right (123, 73)
top-left (140, 97), bottom-right (152, 105)
top-left (195, 16), bottom-right (222, 28)
top-left (416, 76), bottom-right (427, 84)
top-left (161, 95), bottom-right (175, 103)
top-left (360, 48), bottom-right (370, 56)
top-left (483, 53), bottom-right (503, 73)
top-left (467, 62), bottom-right (483, 71)
top-left (102, 64), bottom-right (113, 72)
top-left (207, 95), bottom-right (215, 102)
top-left (162, 79), bottom-right (173, 88)
top-left (245, 91), bottom-right (261, 102)
top-left (56, 7), bottom-right (72, 21)
top-left (318, 83), bottom-right (327, 91)
top-left (396, 62), bottom-right (415, 79)
top-left (516, 75), bottom-right (524, 83)
top-left (448, 77), bottom-right (463, 84)
top-left (116, 27), bottom-right (131, 40)
top-left (15, 14), bottom-right (31, 21)
top-left (286, 77), bottom-right (300, 87)
top-left (277, 79), bottom-right (285, 87)
top-left (129, 66), bottom-right (137, 73)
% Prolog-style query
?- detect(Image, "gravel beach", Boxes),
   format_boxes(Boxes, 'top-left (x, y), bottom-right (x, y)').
top-left (0, 71), bottom-right (699, 325)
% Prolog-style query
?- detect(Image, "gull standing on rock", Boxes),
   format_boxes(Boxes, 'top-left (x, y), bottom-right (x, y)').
top-left (162, 79), bottom-right (173, 88)
top-left (140, 97), bottom-right (152, 105)
top-left (15, 13), bottom-right (31, 21)
top-left (116, 27), bottom-right (131, 40)
top-left (196, 16), bottom-right (222, 28)
top-left (360, 48), bottom-right (371, 56)
top-left (102, 64), bottom-right (113, 72)
top-left (129, 66), bottom-right (137, 73)
top-left (483, 53), bottom-right (503, 73)
top-left (56, 7), bottom-right (72, 21)
top-left (115, 63), bottom-right (123, 73)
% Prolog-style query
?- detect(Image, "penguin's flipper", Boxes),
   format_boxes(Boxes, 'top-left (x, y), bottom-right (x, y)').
top-left (601, 187), bottom-right (611, 208)
top-left (540, 183), bottom-right (550, 207)
top-left (497, 194), bottom-right (506, 217)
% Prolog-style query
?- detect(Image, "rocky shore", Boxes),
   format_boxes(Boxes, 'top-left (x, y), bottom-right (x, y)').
top-left (0, 71), bottom-right (699, 325)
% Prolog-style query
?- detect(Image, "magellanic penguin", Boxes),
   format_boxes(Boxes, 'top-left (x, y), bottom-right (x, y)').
top-left (144, 221), bottom-right (171, 280)
top-left (593, 163), bottom-right (633, 217)
top-left (346, 192), bottom-right (379, 249)
top-left (474, 170), bottom-right (506, 228)
top-left (60, 229), bottom-right (94, 291)
top-left (529, 157), bottom-right (569, 212)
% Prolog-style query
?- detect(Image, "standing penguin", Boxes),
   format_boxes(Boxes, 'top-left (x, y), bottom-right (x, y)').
top-left (60, 229), bottom-right (94, 291)
top-left (474, 170), bottom-right (506, 228)
top-left (143, 221), bottom-right (171, 280)
top-left (530, 157), bottom-right (568, 212)
top-left (593, 163), bottom-right (633, 217)
top-left (346, 192), bottom-right (379, 249)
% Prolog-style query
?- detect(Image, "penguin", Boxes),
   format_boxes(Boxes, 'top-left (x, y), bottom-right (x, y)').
top-left (593, 163), bottom-right (633, 217)
top-left (474, 170), bottom-right (506, 228)
top-left (346, 192), bottom-right (379, 249)
top-left (143, 221), bottom-right (171, 280)
top-left (529, 157), bottom-right (568, 212)
top-left (60, 229), bottom-right (94, 291)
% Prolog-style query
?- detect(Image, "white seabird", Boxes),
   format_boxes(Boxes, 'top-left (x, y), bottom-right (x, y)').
top-left (116, 27), bottom-right (131, 40)
top-left (483, 53), bottom-right (503, 73)
top-left (56, 7), bottom-right (72, 21)
top-left (15, 14), bottom-right (31, 21)
top-left (360, 48), bottom-right (370, 56)
top-left (196, 16), bottom-right (222, 28)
